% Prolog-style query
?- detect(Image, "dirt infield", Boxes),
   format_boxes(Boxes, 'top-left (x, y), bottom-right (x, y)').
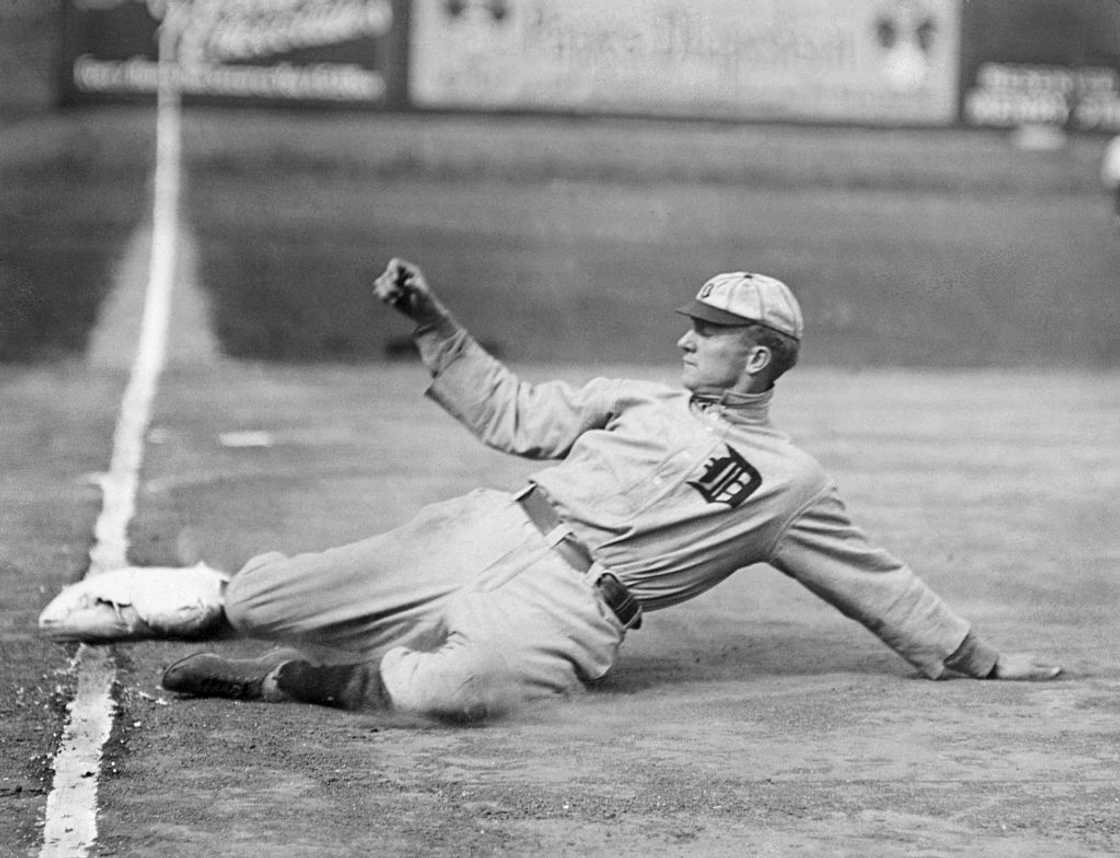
top-left (14, 357), bottom-right (1109, 857)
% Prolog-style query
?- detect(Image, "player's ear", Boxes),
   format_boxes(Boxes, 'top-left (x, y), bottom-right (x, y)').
top-left (745, 344), bottom-right (772, 376)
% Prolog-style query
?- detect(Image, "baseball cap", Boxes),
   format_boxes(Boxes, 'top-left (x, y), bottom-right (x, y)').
top-left (676, 271), bottom-right (804, 340)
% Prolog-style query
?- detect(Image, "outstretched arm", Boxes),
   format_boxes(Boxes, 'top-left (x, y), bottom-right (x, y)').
top-left (771, 487), bottom-right (1062, 682)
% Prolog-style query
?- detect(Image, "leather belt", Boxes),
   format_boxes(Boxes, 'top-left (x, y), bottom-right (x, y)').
top-left (516, 485), bottom-right (642, 630)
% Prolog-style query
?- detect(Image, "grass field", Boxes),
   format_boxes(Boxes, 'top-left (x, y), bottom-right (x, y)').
top-left (2, 106), bottom-right (1120, 855)
top-left (3, 108), bottom-right (1119, 366)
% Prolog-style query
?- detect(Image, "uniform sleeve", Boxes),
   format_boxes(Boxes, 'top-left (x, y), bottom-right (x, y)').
top-left (769, 485), bottom-right (997, 679)
top-left (413, 317), bottom-right (619, 460)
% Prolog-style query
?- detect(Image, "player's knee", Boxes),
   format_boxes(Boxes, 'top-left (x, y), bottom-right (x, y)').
top-left (379, 643), bottom-right (520, 723)
top-left (222, 551), bottom-right (291, 634)
top-left (237, 551), bottom-right (289, 577)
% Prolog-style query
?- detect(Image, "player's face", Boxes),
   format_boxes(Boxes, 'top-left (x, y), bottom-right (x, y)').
top-left (677, 319), bottom-right (762, 393)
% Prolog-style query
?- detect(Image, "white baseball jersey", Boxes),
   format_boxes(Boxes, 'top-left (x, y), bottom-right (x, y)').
top-left (418, 319), bottom-right (995, 680)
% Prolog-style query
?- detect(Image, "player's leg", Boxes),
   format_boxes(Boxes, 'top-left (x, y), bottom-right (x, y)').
top-left (159, 636), bottom-right (504, 717)
top-left (39, 489), bottom-right (515, 652)
top-left (222, 489), bottom-right (525, 657)
top-left (160, 645), bottom-right (390, 707)
top-left (164, 557), bottom-right (625, 721)
top-left (374, 542), bottom-right (627, 721)
top-left (160, 502), bottom-right (630, 722)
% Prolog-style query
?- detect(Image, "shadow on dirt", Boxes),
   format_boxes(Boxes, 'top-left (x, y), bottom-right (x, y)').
top-left (595, 632), bottom-right (904, 697)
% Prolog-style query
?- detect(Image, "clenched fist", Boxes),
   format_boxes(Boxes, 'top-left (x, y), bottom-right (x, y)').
top-left (373, 257), bottom-right (450, 327)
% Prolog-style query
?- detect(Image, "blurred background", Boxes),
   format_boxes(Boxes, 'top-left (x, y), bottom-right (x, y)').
top-left (1, 0), bottom-right (1118, 368)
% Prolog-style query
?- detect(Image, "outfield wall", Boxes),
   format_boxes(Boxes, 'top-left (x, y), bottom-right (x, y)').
top-left (961, 0), bottom-right (1120, 132)
top-left (58, 0), bottom-right (405, 108)
top-left (408, 0), bottom-right (962, 126)
top-left (52, 0), bottom-right (1120, 131)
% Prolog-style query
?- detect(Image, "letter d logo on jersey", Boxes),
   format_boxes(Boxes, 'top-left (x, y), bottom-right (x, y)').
top-left (688, 445), bottom-right (761, 508)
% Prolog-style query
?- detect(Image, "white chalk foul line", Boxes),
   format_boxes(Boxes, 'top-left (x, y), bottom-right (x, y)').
top-left (39, 18), bottom-right (182, 858)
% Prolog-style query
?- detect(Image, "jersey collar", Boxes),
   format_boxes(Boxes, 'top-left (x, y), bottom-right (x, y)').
top-left (689, 386), bottom-right (773, 425)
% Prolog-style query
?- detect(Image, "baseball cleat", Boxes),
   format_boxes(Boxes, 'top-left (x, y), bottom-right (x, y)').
top-left (162, 648), bottom-right (304, 701)
top-left (38, 563), bottom-right (229, 643)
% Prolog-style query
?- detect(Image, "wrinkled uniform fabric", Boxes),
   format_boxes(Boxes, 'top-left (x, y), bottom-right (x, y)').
top-left (225, 318), bottom-right (983, 717)
top-left (225, 489), bottom-right (624, 719)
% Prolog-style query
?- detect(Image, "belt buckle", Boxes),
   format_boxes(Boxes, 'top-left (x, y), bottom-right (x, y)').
top-left (595, 571), bottom-right (642, 631)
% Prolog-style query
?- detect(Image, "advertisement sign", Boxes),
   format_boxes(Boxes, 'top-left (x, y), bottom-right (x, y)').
top-left (964, 63), bottom-right (1120, 132)
top-left (409, 0), bottom-right (961, 125)
top-left (960, 0), bottom-right (1120, 132)
top-left (60, 0), bottom-right (402, 107)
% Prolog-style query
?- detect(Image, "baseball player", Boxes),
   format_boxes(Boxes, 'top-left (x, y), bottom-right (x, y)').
top-left (39, 258), bottom-right (1062, 720)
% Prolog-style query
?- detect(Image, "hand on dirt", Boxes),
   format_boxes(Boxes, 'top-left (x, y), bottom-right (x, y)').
top-left (373, 257), bottom-right (448, 326)
top-left (990, 652), bottom-right (1062, 681)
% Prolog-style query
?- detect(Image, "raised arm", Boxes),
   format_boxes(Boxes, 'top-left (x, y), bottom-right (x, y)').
top-left (372, 257), bottom-right (620, 459)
